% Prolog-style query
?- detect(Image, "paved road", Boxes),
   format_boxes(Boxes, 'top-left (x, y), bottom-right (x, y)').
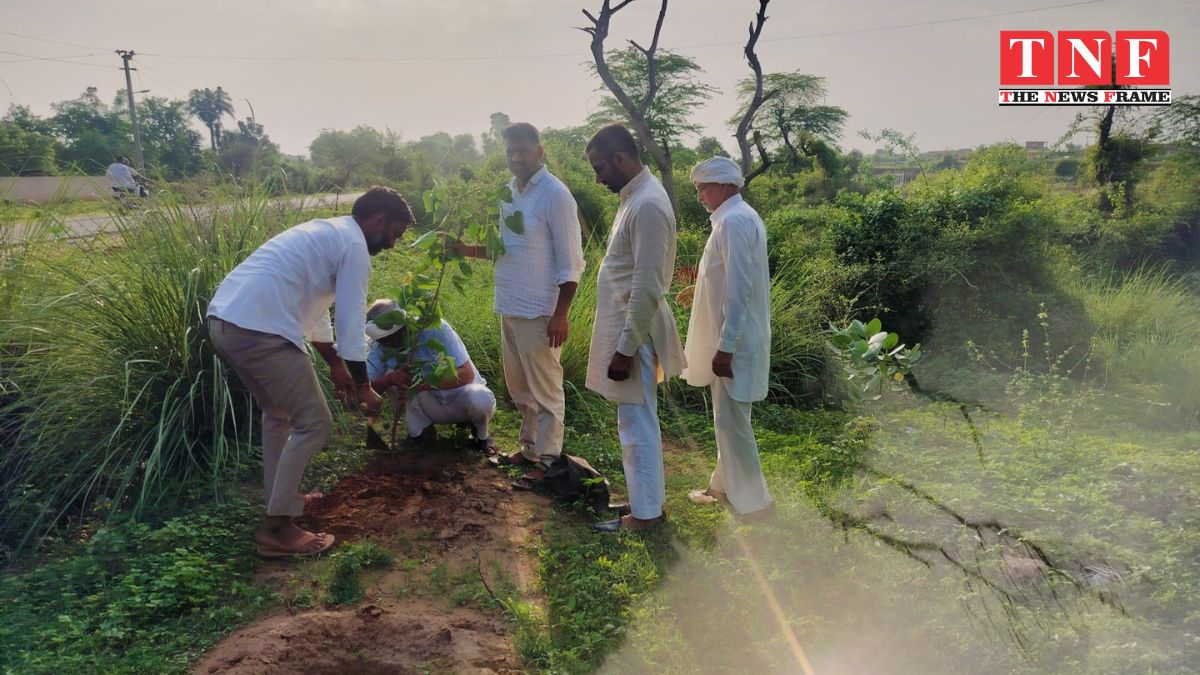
top-left (5, 191), bottom-right (365, 243)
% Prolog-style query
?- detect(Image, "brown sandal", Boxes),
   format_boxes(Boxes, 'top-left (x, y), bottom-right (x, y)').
top-left (511, 463), bottom-right (549, 491)
top-left (489, 451), bottom-right (534, 468)
top-left (256, 532), bottom-right (336, 558)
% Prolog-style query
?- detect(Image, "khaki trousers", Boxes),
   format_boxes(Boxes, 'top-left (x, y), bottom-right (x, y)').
top-left (500, 315), bottom-right (565, 464)
top-left (207, 317), bottom-right (332, 517)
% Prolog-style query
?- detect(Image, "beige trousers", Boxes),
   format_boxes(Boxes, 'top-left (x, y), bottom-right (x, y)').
top-left (207, 317), bottom-right (332, 517)
top-left (501, 315), bottom-right (565, 464)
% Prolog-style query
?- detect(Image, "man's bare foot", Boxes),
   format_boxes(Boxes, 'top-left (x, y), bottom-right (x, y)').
top-left (255, 516), bottom-right (335, 557)
top-left (688, 488), bottom-right (727, 506)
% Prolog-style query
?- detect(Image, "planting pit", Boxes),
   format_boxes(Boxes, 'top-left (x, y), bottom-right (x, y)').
top-left (195, 444), bottom-right (550, 675)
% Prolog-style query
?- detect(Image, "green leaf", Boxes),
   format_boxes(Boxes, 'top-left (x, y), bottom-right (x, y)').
top-left (882, 332), bottom-right (899, 349)
top-left (495, 184), bottom-right (514, 204)
top-left (850, 319), bottom-right (865, 337)
top-left (422, 190), bottom-right (435, 215)
top-left (504, 211), bottom-right (525, 235)
top-left (411, 230), bottom-right (439, 250)
top-left (457, 259), bottom-right (473, 276)
top-left (865, 318), bottom-right (882, 335)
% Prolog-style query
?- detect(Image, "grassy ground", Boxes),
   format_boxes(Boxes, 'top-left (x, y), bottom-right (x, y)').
top-left (4, 190), bottom-right (1200, 673)
top-left (0, 198), bottom-right (108, 223)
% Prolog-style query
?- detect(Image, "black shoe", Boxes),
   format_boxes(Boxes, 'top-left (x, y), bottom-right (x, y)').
top-left (591, 518), bottom-right (622, 533)
top-left (474, 436), bottom-right (501, 456)
top-left (592, 514), bottom-right (665, 533)
top-left (402, 426), bottom-right (437, 448)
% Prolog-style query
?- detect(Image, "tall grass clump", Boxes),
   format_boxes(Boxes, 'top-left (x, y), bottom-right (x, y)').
top-left (1069, 266), bottom-right (1200, 424)
top-left (0, 184), bottom-right (312, 554)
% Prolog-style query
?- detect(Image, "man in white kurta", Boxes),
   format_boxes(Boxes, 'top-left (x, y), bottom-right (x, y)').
top-left (682, 157), bottom-right (774, 516)
top-left (584, 124), bottom-right (686, 532)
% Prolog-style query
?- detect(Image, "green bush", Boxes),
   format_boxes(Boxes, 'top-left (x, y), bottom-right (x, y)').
top-left (0, 186), bottom-right (309, 552)
top-left (0, 500), bottom-right (269, 674)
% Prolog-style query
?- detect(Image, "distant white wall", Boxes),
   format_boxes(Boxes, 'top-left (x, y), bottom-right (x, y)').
top-left (0, 176), bottom-right (112, 203)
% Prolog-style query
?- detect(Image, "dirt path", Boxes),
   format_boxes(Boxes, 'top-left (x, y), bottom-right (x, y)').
top-left (195, 446), bottom-right (550, 675)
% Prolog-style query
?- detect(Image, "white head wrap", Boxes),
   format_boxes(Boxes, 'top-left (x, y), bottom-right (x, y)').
top-left (690, 156), bottom-right (744, 187)
top-left (364, 306), bottom-right (407, 342)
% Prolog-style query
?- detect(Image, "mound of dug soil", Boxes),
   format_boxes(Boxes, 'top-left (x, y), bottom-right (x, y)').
top-left (196, 446), bottom-right (551, 675)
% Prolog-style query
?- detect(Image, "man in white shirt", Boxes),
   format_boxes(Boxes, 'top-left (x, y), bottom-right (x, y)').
top-left (585, 124), bottom-right (685, 533)
top-left (681, 157), bottom-right (774, 517)
top-left (206, 187), bottom-right (413, 557)
top-left (105, 156), bottom-right (144, 197)
top-left (456, 123), bottom-right (585, 490)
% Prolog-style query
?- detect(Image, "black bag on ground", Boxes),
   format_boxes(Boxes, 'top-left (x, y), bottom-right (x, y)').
top-left (544, 454), bottom-right (610, 515)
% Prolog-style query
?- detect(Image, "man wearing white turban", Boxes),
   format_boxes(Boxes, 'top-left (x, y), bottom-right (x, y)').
top-left (681, 156), bottom-right (774, 517)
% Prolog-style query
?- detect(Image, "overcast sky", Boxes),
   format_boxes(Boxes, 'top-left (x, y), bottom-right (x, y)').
top-left (1, 0), bottom-right (1197, 157)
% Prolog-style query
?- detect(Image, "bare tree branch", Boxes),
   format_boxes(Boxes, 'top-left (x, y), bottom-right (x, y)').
top-left (734, 0), bottom-right (771, 189)
top-left (581, 0), bottom-right (678, 217)
top-left (744, 129), bottom-right (771, 184)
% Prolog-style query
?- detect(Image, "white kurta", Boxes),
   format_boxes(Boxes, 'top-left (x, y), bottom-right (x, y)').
top-left (682, 194), bottom-right (770, 403)
top-left (585, 168), bottom-right (685, 404)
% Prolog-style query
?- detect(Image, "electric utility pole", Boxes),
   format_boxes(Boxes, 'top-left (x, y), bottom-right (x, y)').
top-left (116, 50), bottom-right (145, 172)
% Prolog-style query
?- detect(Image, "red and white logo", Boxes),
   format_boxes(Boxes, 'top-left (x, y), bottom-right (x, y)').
top-left (999, 30), bottom-right (1170, 106)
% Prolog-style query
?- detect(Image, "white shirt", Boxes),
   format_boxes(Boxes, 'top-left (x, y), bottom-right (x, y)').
top-left (494, 166), bottom-right (586, 318)
top-left (207, 215), bottom-right (372, 361)
top-left (682, 194), bottom-right (771, 402)
top-left (106, 162), bottom-right (138, 190)
top-left (585, 168), bottom-right (686, 404)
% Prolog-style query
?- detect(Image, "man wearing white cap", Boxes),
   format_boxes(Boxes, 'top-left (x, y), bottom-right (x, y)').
top-left (364, 299), bottom-right (498, 454)
top-left (681, 156), bottom-right (774, 518)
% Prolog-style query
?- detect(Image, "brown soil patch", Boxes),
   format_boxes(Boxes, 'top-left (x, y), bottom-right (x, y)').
top-left (195, 445), bottom-right (551, 675)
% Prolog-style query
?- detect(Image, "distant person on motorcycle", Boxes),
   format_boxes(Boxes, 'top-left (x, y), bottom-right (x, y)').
top-left (105, 156), bottom-right (146, 199)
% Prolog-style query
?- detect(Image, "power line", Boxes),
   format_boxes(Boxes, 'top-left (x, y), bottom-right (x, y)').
top-left (0, 30), bottom-right (110, 52)
top-left (137, 0), bottom-right (1112, 63)
top-left (0, 52), bottom-right (99, 65)
top-left (698, 0), bottom-right (1114, 48)
top-left (0, 48), bottom-right (114, 70)
top-left (0, 0), bottom-right (1115, 70)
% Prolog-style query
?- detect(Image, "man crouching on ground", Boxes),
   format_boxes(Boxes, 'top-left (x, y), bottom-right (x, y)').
top-left (365, 298), bottom-right (500, 455)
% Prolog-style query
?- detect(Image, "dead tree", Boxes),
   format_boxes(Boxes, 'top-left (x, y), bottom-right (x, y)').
top-left (581, 0), bottom-right (679, 218)
top-left (734, 0), bottom-right (773, 191)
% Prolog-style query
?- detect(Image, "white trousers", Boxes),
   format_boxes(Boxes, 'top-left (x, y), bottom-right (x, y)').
top-left (406, 384), bottom-right (496, 440)
top-left (617, 343), bottom-right (666, 520)
top-left (709, 376), bottom-right (773, 515)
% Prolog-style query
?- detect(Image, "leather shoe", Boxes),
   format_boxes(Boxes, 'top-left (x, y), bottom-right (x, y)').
top-left (608, 502), bottom-right (632, 516)
top-left (592, 513), bottom-right (665, 533)
top-left (591, 518), bottom-right (623, 533)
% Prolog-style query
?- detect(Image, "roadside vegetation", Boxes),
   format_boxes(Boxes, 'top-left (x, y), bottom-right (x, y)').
top-left (2, 44), bottom-right (1198, 673)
